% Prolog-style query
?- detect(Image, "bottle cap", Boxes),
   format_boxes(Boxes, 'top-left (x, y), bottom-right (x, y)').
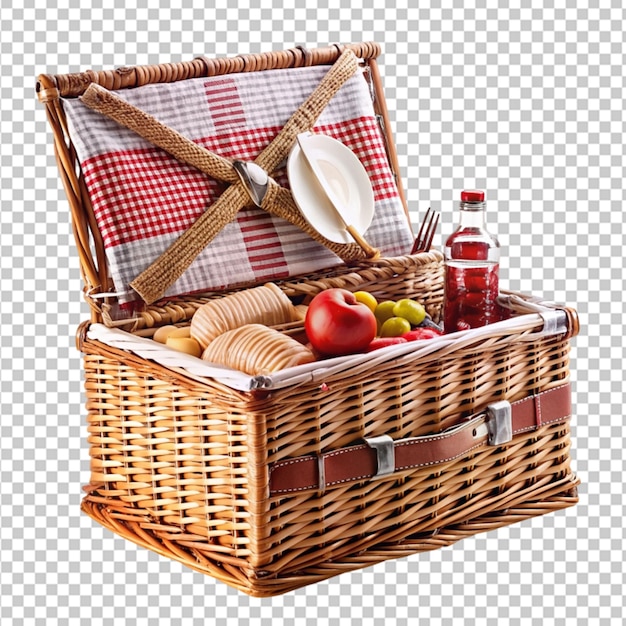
top-left (461, 190), bottom-right (485, 202)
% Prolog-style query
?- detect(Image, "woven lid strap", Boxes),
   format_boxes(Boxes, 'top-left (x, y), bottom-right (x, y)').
top-left (254, 48), bottom-right (361, 173)
top-left (81, 83), bottom-right (238, 185)
top-left (80, 49), bottom-right (365, 304)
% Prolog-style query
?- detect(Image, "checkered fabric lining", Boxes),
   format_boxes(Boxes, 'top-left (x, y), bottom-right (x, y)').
top-left (63, 65), bottom-right (414, 302)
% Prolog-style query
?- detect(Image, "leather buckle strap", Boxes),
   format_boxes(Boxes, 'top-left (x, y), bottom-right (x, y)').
top-left (268, 383), bottom-right (572, 496)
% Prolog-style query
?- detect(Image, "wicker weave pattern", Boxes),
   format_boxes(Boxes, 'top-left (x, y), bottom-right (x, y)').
top-left (79, 294), bottom-right (578, 595)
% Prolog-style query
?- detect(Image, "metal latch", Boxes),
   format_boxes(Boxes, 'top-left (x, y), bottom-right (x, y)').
top-left (486, 400), bottom-right (513, 446)
top-left (540, 309), bottom-right (568, 336)
top-left (365, 435), bottom-right (395, 478)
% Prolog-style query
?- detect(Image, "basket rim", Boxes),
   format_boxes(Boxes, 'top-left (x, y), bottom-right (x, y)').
top-left (36, 42), bottom-right (382, 100)
top-left (79, 287), bottom-right (578, 393)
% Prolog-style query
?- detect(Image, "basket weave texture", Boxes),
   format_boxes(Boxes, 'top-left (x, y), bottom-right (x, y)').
top-left (38, 43), bottom-right (579, 597)
top-left (76, 278), bottom-right (578, 596)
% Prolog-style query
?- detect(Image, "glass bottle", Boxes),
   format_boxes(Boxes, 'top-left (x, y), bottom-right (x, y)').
top-left (443, 190), bottom-right (501, 332)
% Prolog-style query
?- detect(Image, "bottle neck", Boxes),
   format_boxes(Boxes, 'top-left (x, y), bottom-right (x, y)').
top-left (458, 201), bottom-right (487, 228)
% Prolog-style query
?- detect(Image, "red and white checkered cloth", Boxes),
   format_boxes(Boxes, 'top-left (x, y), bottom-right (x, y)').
top-left (63, 65), bottom-right (414, 302)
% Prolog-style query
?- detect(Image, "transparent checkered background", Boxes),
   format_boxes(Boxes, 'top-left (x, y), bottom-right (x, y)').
top-left (1, 1), bottom-right (624, 624)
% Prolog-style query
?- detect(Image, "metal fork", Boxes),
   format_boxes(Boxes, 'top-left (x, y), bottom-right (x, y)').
top-left (410, 207), bottom-right (440, 254)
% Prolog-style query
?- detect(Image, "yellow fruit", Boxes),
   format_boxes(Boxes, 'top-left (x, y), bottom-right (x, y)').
top-left (353, 290), bottom-right (378, 313)
top-left (374, 300), bottom-right (397, 325)
top-left (379, 316), bottom-right (411, 337)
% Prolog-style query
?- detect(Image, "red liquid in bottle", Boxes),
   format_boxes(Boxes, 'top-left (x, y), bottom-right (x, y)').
top-left (443, 191), bottom-right (501, 333)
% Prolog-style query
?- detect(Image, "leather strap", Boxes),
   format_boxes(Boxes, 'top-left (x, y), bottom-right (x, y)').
top-left (268, 383), bottom-right (572, 495)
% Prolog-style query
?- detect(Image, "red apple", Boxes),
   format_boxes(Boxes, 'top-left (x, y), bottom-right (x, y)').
top-left (304, 288), bottom-right (377, 357)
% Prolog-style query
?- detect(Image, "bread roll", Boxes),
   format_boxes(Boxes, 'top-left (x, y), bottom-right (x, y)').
top-left (191, 282), bottom-right (299, 349)
top-left (201, 324), bottom-right (315, 375)
top-left (153, 325), bottom-right (192, 344)
top-left (153, 325), bottom-right (178, 343)
top-left (166, 336), bottom-right (202, 358)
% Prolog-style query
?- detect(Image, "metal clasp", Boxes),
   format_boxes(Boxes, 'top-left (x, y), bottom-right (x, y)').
top-left (365, 435), bottom-right (395, 478)
top-left (539, 309), bottom-right (568, 336)
top-left (486, 400), bottom-right (513, 446)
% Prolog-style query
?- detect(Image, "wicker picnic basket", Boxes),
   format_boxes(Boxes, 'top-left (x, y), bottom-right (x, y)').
top-left (37, 42), bottom-right (579, 597)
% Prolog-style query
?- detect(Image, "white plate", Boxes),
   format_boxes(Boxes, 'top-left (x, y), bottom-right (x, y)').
top-left (287, 133), bottom-right (375, 244)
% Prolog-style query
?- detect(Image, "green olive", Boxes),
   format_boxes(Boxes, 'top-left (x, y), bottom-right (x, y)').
top-left (374, 300), bottom-right (396, 325)
top-left (379, 316), bottom-right (411, 337)
top-left (392, 299), bottom-right (426, 326)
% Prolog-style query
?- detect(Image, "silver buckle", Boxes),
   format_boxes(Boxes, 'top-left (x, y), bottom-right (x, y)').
top-left (486, 400), bottom-right (513, 445)
top-left (317, 454), bottom-right (326, 491)
top-left (365, 435), bottom-right (395, 478)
